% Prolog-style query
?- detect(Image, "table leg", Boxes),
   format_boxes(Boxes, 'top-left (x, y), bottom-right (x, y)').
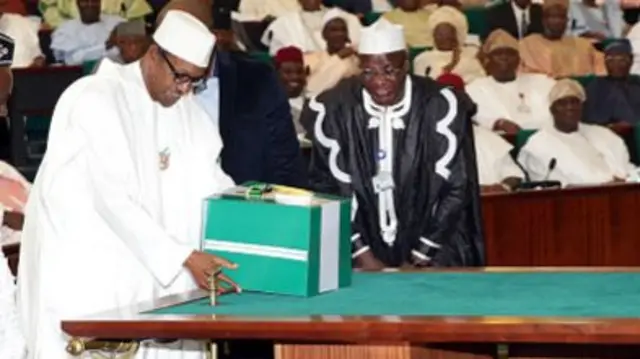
top-left (274, 343), bottom-right (496, 359)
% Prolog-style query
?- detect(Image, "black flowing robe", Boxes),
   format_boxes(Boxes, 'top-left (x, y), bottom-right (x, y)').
top-left (301, 75), bottom-right (485, 267)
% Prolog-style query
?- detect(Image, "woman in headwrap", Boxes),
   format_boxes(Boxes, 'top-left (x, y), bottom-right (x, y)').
top-left (412, 5), bottom-right (485, 83)
top-left (303, 8), bottom-right (360, 96)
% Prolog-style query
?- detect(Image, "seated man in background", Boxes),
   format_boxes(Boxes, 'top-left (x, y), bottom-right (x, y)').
top-left (467, 29), bottom-right (555, 134)
top-left (382, 0), bottom-right (433, 48)
top-left (237, 0), bottom-right (300, 20)
top-left (39, 0), bottom-right (152, 28)
top-left (483, 0), bottom-right (544, 41)
top-left (304, 18), bottom-right (484, 270)
top-left (261, 0), bottom-right (362, 55)
top-left (50, 0), bottom-right (124, 65)
top-left (519, 0), bottom-right (605, 78)
top-left (437, 72), bottom-right (525, 193)
top-left (568, 0), bottom-right (624, 40)
top-left (113, 19), bottom-right (149, 63)
top-left (304, 8), bottom-right (359, 96)
top-left (0, 238), bottom-right (25, 359)
top-left (518, 79), bottom-right (635, 186)
top-left (326, 0), bottom-right (392, 14)
top-left (275, 46), bottom-right (308, 137)
top-left (584, 39), bottom-right (640, 128)
top-left (413, 5), bottom-right (485, 83)
top-left (0, 2), bottom-right (45, 67)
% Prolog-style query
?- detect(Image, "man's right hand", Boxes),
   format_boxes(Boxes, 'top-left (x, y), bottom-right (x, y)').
top-left (3, 211), bottom-right (24, 231)
top-left (184, 251), bottom-right (240, 293)
top-left (355, 251), bottom-right (385, 271)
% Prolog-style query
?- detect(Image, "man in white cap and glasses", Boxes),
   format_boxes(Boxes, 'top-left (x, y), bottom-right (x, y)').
top-left (17, 9), bottom-right (239, 359)
top-left (302, 18), bottom-right (485, 270)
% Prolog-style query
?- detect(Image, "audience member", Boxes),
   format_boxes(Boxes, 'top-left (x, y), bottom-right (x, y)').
top-left (483, 0), bottom-right (544, 41)
top-left (568, 0), bottom-right (624, 40)
top-left (584, 39), bottom-right (640, 128)
top-left (467, 29), bottom-right (555, 133)
top-left (519, 0), bottom-right (605, 78)
top-left (39, 0), bottom-right (152, 28)
top-left (275, 46), bottom-right (307, 136)
top-left (261, 0), bottom-right (362, 55)
top-left (304, 9), bottom-right (359, 96)
top-left (413, 6), bottom-right (485, 83)
top-left (518, 79), bottom-right (635, 186)
top-left (50, 0), bottom-right (124, 65)
top-left (382, 0), bottom-right (433, 48)
top-left (0, 1), bottom-right (44, 67)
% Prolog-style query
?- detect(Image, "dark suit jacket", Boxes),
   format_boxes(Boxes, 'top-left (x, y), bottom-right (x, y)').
top-left (483, 2), bottom-right (544, 41)
top-left (216, 51), bottom-right (307, 188)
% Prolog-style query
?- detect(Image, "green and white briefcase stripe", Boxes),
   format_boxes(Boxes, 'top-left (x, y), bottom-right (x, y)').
top-left (202, 196), bottom-right (351, 296)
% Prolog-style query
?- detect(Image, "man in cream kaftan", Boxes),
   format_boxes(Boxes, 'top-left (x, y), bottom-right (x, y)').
top-left (518, 79), bottom-right (636, 186)
top-left (17, 10), bottom-right (235, 359)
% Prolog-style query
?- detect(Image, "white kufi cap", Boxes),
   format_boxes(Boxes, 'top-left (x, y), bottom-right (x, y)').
top-left (358, 18), bottom-right (405, 55)
top-left (322, 8), bottom-right (347, 27)
top-left (153, 9), bottom-right (215, 67)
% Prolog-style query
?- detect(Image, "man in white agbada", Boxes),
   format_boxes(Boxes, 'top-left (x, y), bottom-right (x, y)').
top-left (473, 125), bottom-right (525, 192)
top-left (261, 0), bottom-right (362, 55)
top-left (50, 0), bottom-right (124, 65)
top-left (518, 79), bottom-right (636, 187)
top-left (0, 31), bottom-right (26, 359)
top-left (17, 9), bottom-right (239, 359)
top-left (0, 8), bottom-right (45, 68)
top-left (466, 29), bottom-right (555, 134)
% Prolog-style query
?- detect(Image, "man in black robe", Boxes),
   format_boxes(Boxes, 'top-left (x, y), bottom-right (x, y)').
top-left (301, 18), bottom-right (485, 270)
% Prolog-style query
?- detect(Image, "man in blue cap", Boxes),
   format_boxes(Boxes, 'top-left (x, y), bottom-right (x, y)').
top-left (583, 39), bottom-right (640, 129)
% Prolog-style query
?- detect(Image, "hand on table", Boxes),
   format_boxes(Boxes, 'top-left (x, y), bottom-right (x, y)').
top-left (355, 251), bottom-right (386, 271)
top-left (184, 251), bottom-right (241, 293)
top-left (3, 211), bottom-right (24, 231)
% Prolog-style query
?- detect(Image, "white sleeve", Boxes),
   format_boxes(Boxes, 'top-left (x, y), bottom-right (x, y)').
top-left (517, 146), bottom-right (550, 181)
top-left (76, 91), bottom-right (193, 288)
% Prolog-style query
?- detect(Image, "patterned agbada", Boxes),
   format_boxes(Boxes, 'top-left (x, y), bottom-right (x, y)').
top-left (39, 0), bottom-right (152, 27)
top-left (519, 34), bottom-right (606, 78)
top-left (302, 75), bottom-right (485, 267)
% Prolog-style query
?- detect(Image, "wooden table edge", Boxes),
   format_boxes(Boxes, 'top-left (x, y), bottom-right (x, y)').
top-left (61, 268), bottom-right (640, 344)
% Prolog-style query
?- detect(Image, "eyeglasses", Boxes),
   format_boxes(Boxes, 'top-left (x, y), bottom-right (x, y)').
top-left (158, 47), bottom-right (207, 91)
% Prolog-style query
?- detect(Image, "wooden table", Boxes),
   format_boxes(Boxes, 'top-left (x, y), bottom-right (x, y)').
top-left (62, 268), bottom-right (640, 359)
top-left (482, 183), bottom-right (640, 266)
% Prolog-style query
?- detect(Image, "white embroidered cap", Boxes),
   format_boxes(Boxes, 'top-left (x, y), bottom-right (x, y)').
top-left (358, 18), bottom-right (406, 55)
top-left (153, 9), bottom-right (215, 68)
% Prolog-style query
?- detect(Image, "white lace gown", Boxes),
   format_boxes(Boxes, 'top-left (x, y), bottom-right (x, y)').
top-left (0, 251), bottom-right (26, 359)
